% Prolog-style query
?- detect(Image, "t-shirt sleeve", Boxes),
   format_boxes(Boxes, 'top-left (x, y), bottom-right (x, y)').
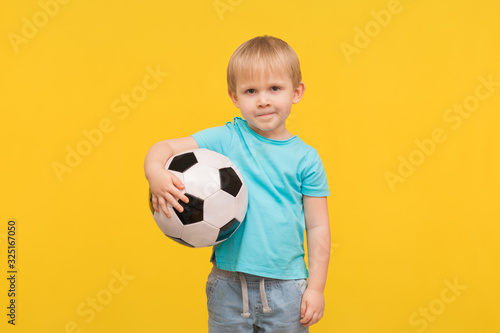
top-left (191, 122), bottom-right (234, 155)
top-left (301, 150), bottom-right (330, 197)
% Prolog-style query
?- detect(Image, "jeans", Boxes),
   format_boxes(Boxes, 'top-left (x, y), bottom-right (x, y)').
top-left (206, 265), bottom-right (309, 333)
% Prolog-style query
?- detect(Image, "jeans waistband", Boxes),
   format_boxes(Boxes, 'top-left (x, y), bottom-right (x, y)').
top-left (211, 263), bottom-right (280, 282)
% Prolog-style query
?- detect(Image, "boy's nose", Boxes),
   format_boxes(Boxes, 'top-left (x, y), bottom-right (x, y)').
top-left (257, 93), bottom-right (270, 108)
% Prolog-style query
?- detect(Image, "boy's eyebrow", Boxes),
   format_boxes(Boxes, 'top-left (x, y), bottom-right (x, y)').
top-left (238, 80), bottom-right (286, 89)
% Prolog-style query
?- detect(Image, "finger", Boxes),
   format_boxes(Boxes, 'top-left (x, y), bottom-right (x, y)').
top-left (152, 195), bottom-right (159, 213)
top-left (308, 312), bottom-right (319, 326)
top-left (302, 312), bottom-right (316, 328)
top-left (170, 187), bottom-right (189, 205)
top-left (309, 312), bottom-right (319, 327)
top-left (157, 197), bottom-right (171, 218)
top-left (171, 174), bottom-right (185, 190)
top-left (164, 192), bottom-right (185, 213)
top-left (310, 311), bottom-right (323, 327)
top-left (300, 307), bottom-right (314, 325)
top-left (300, 299), bottom-right (307, 319)
top-left (171, 176), bottom-right (189, 203)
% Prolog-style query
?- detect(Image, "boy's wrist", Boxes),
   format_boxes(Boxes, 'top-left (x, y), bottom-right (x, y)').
top-left (145, 162), bottom-right (166, 181)
top-left (144, 140), bottom-right (175, 181)
top-left (306, 282), bottom-right (325, 293)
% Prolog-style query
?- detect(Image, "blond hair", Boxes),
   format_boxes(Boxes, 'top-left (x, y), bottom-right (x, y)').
top-left (227, 35), bottom-right (302, 93)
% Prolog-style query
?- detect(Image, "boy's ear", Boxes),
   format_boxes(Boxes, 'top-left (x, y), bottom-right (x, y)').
top-left (228, 89), bottom-right (240, 108)
top-left (292, 82), bottom-right (306, 104)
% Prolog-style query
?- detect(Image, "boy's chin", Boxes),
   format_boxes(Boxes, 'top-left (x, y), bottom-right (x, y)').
top-left (248, 123), bottom-right (290, 139)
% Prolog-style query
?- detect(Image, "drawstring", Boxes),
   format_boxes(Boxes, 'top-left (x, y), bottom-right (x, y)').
top-left (238, 273), bottom-right (251, 318)
top-left (238, 273), bottom-right (271, 318)
top-left (259, 277), bottom-right (272, 313)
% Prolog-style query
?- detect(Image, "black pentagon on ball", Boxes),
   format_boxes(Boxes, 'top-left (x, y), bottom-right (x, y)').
top-left (216, 218), bottom-right (241, 242)
top-left (168, 152), bottom-right (198, 173)
top-left (219, 167), bottom-right (242, 197)
top-left (166, 235), bottom-right (195, 248)
top-left (174, 193), bottom-right (204, 225)
top-left (148, 188), bottom-right (154, 215)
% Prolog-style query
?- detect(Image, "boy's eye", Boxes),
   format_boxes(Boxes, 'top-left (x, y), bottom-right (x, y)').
top-left (271, 86), bottom-right (280, 92)
top-left (246, 89), bottom-right (256, 94)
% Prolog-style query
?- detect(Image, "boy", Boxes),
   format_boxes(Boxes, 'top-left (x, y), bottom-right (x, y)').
top-left (144, 35), bottom-right (330, 332)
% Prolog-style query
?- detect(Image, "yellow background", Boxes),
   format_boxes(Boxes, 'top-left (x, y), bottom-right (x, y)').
top-left (1, 0), bottom-right (499, 332)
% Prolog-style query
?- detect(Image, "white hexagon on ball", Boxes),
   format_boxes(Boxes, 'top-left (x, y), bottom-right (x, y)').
top-left (234, 183), bottom-right (248, 222)
top-left (182, 221), bottom-right (220, 248)
top-left (204, 190), bottom-right (237, 229)
top-left (183, 163), bottom-right (220, 200)
top-left (153, 207), bottom-right (183, 238)
top-left (192, 148), bottom-right (232, 169)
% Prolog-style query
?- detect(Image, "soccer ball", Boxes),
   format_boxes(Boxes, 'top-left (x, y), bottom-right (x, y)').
top-left (149, 148), bottom-right (248, 248)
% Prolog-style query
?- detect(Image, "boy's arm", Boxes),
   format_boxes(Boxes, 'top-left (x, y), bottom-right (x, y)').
top-left (144, 136), bottom-right (199, 217)
top-left (300, 195), bottom-right (331, 328)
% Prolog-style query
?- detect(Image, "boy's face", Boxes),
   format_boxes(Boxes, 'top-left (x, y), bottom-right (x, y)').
top-left (228, 67), bottom-right (305, 140)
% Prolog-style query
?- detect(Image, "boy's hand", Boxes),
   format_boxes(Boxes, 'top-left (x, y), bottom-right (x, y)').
top-left (149, 168), bottom-right (189, 218)
top-left (144, 137), bottom-right (199, 217)
top-left (300, 287), bottom-right (325, 327)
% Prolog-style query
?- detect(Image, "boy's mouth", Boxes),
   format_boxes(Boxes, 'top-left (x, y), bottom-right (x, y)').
top-left (257, 112), bottom-right (275, 117)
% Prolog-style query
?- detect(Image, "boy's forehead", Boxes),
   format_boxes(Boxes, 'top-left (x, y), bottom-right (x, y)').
top-left (235, 64), bottom-right (291, 86)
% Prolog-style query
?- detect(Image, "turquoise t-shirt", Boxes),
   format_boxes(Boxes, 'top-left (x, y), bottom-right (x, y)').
top-left (191, 117), bottom-right (329, 279)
